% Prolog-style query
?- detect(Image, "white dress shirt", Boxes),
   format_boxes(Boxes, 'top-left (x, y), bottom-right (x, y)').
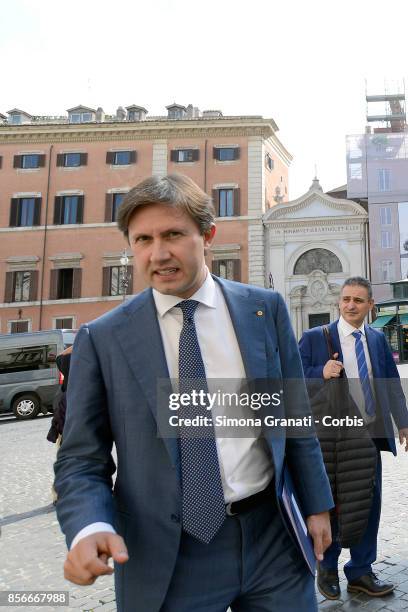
top-left (337, 316), bottom-right (376, 424)
top-left (71, 270), bottom-right (273, 548)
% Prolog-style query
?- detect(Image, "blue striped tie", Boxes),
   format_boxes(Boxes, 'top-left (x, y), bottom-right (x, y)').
top-left (177, 300), bottom-right (225, 544)
top-left (351, 330), bottom-right (376, 417)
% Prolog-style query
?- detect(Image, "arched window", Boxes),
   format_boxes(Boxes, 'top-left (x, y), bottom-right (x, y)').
top-left (294, 248), bottom-right (342, 275)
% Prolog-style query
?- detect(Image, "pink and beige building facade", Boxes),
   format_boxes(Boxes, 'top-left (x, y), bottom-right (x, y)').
top-left (0, 104), bottom-right (291, 332)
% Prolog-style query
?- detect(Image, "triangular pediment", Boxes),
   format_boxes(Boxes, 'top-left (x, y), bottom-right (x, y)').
top-left (264, 188), bottom-right (367, 222)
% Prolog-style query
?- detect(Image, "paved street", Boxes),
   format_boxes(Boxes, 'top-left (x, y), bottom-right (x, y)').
top-left (1, 416), bottom-right (408, 612)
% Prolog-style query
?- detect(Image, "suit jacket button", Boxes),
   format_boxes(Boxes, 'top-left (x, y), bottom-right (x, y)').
top-left (171, 513), bottom-right (180, 523)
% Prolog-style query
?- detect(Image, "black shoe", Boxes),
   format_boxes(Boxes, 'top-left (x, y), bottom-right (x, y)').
top-left (317, 563), bottom-right (340, 600)
top-left (347, 571), bottom-right (394, 597)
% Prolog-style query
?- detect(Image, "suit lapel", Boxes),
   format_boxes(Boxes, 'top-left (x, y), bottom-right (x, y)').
top-left (214, 276), bottom-right (267, 379)
top-left (114, 290), bottom-right (179, 469)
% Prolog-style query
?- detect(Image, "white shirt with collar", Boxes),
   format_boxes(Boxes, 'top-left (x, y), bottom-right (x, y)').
top-left (71, 270), bottom-right (273, 548)
top-left (153, 270), bottom-right (273, 503)
top-left (337, 315), bottom-right (376, 424)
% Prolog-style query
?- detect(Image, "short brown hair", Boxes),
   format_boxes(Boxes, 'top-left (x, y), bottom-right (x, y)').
top-left (117, 174), bottom-right (215, 240)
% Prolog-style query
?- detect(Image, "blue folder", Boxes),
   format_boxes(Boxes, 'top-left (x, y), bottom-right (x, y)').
top-left (278, 464), bottom-right (317, 575)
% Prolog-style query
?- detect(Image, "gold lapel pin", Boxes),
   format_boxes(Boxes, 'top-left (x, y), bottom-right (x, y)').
top-left (256, 310), bottom-right (264, 316)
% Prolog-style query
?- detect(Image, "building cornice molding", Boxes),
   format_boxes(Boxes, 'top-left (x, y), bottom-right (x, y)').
top-left (0, 118), bottom-right (279, 145)
top-left (263, 189), bottom-right (368, 222)
top-left (264, 134), bottom-right (293, 166)
top-left (265, 217), bottom-right (367, 229)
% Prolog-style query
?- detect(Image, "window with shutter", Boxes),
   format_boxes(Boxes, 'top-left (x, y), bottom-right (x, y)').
top-left (9, 198), bottom-right (40, 227)
top-left (109, 266), bottom-right (121, 296)
top-left (214, 147), bottom-right (240, 162)
top-left (10, 321), bottom-right (29, 333)
top-left (55, 317), bottom-right (74, 329)
top-left (13, 271), bottom-right (31, 302)
top-left (171, 149), bottom-right (198, 163)
top-left (21, 154), bottom-right (41, 169)
top-left (213, 259), bottom-right (240, 281)
top-left (109, 151), bottom-right (136, 165)
top-left (64, 153), bottom-right (81, 167)
top-left (115, 151), bottom-right (130, 165)
top-left (20, 198), bottom-right (35, 226)
top-left (54, 268), bottom-right (74, 299)
top-left (218, 189), bottom-right (234, 217)
top-left (217, 259), bottom-right (236, 280)
top-left (55, 196), bottom-right (83, 224)
top-left (265, 154), bottom-right (274, 171)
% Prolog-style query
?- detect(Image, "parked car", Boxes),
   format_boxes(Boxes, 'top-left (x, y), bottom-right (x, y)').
top-left (0, 329), bottom-right (77, 420)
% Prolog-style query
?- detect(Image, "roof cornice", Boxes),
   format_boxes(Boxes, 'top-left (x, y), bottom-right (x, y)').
top-left (0, 117), bottom-right (282, 145)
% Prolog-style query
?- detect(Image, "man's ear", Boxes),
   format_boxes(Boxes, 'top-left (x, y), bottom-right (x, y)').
top-left (203, 224), bottom-right (216, 248)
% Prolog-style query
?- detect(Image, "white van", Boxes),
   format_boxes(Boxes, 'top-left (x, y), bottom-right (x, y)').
top-left (0, 330), bottom-right (75, 420)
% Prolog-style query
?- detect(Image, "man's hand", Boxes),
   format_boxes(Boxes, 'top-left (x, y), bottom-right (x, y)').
top-left (64, 532), bottom-right (129, 586)
top-left (399, 428), bottom-right (408, 452)
top-left (322, 353), bottom-right (344, 380)
top-left (306, 511), bottom-right (332, 562)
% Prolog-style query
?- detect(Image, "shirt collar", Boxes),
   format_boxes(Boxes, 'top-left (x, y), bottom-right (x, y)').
top-left (338, 315), bottom-right (365, 337)
top-left (152, 268), bottom-right (217, 318)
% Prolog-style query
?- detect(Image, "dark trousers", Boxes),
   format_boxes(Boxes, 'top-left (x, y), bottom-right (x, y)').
top-left (321, 450), bottom-right (382, 581)
top-left (161, 492), bottom-right (317, 612)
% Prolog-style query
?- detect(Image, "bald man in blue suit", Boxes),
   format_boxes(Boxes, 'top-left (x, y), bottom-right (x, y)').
top-left (299, 276), bottom-right (408, 600)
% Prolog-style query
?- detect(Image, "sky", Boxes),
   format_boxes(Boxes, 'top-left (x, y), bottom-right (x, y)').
top-left (1, 0), bottom-right (408, 199)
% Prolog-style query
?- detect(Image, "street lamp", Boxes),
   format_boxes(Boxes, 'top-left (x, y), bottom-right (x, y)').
top-left (120, 250), bottom-right (129, 301)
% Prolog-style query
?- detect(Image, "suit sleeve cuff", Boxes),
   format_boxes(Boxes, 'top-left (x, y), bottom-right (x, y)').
top-left (70, 522), bottom-right (116, 550)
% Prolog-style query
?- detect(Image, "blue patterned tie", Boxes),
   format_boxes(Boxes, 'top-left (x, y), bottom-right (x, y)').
top-left (352, 330), bottom-right (376, 417)
top-left (177, 300), bottom-right (225, 544)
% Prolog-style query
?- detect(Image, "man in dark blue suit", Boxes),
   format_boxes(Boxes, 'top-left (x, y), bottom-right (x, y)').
top-left (299, 277), bottom-right (408, 600)
top-left (55, 174), bottom-right (334, 611)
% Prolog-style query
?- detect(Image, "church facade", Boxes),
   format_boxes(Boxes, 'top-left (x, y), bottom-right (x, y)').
top-left (263, 179), bottom-right (369, 339)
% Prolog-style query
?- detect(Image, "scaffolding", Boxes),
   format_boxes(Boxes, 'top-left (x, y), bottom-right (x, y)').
top-left (365, 79), bottom-right (406, 133)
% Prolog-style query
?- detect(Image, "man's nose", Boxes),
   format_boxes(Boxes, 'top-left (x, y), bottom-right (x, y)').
top-left (150, 240), bottom-right (171, 263)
